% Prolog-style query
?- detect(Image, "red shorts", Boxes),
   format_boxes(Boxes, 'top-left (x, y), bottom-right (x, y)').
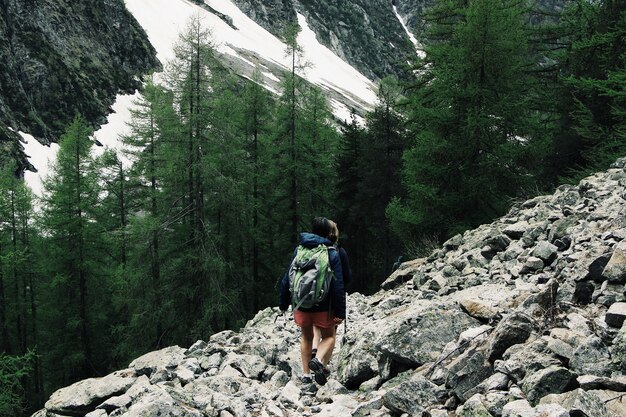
top-left (294, 310), bottom-right (334, 329)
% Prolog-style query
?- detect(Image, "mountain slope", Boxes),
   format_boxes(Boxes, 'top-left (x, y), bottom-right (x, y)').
top-left (0, 0), bottom-right (158, 171)
top-left (31, 158), bottom-right (626, 416)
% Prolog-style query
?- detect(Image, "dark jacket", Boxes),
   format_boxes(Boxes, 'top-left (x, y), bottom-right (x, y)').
top-left (337, 246), bottom-right (352, 286)
top-left (279, 232), bottom-right (346, 319)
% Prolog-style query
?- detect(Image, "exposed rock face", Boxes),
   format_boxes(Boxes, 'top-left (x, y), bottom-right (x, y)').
top-left (0, 0), bottom-right (158, 171)
top-left (231, 0), bottom-right (417, 81)
top-left (32, 158), bottom-right (626, 416)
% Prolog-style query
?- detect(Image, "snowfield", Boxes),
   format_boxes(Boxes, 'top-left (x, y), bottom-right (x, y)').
top-left (25, 0), bottom-right (380, 195)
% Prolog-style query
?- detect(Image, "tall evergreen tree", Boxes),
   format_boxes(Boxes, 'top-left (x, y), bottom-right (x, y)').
top-left (555, 0), bottom-right (626, 179)
top-left (38, 115), bottom-right (110, 385)
top-left (389, 0), bottom-right (546, 242)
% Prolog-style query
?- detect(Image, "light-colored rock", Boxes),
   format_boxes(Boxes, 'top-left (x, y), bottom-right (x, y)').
top-left (382, 374), bottom-right (442, 415)
top-left (570, 336), bottom-right (613, 377)
top-left (502, 399), bottom-right (569, 417)
top-left (532, 241), bottom-right (558, 263)
top-left (458, 299), bottom-right (499, 321)
top-left (606, 302), bottom-right (626, 328)
top-left (487, 312), bottom-right (534, 361)
top-left (540, 389), bottom-right (611, 417)
top-left (129, 345), bottom-right (186, 376)
top-left (521, 365), bottom-right (576, 405)
top-left (45, 374), bottom-right (136, 415)
top-left (520, 256), bottom-right (544, 274)
top-left (603, 240), bottom-right (626, 283)
top-left (577, 374), bottom-right (626, 391)
top-left (455, 394), bottom-right (491, 417)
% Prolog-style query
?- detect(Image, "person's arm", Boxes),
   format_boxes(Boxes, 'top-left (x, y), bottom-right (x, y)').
top-left (329, 249), bottom-right (345, 319)
top-left (339, 247), bottom-right (352, 286)
top-left (278, 248), bottom-right (298, 311)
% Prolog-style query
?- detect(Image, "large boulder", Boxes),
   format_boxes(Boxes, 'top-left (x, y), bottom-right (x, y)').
top-left (540, 389), bottom-right (613, 417)
top-left (375, 304), bottom-right (479, 370)
top-left (445, 348), bottom-right (493, 401)
top-left (521, 365), bottom-right (576, 405)
top-left (570, 336), bottom-right (613, 377)
top-left (605, 302), bottom-right (626, 328)
top-left (129, 346), bottom-right (186, 377)
top-left (602, 240), bottom-right (626, 284)
top-left (487, 312), bottom-right (534, 361)
top-left (45, 374), bottom-right (136, 416)
top-left (382, 374), bottom-right (443, 415)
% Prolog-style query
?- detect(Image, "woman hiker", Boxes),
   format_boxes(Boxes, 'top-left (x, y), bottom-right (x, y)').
top-left (279, 217), bottom-right (346, 387)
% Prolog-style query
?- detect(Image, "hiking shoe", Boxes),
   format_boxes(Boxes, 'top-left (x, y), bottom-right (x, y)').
top-left (301, 375), bottom-right (313, 384)
top-left (308, 357), bottom-right (329, 385)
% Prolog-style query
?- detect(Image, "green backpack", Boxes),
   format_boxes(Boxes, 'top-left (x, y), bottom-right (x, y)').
top-left (288, 244), bottom-right (335, 310)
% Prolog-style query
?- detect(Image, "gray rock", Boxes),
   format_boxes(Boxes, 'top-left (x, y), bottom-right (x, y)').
top-left (375, 307), bottom-right (479, 370)
top-left (540, 389), bottom-right (611, 417)
top-left (487, 312), bottom-right (534, 361)
top-left (444, 234), bottom-right (464, 250)
top-left (455, 394), bottom-right (491, 417)
top-left (520, 278), bottom-right (559, 318)
top-left (603, 240), bottom-right (626, 284)
top-left (532, 241), bottom-right (558, 263)
top-left (45, 374), bottom-right (136, 415)
top-left (500, 338), bottom-right (562, 382)
top-left (458, 299), bottom-right (499, 321)
top-left (484, 391), bottom-right (510, 416)
top-left (336, 329), bottom-right (378, 389)
top-left (605, 302), bottom-right (626, 328)
top-left (129, 346), bottom-right (186, 376)
top-left (520, 257), bottom-right (544, 274)
top-left (474, 372), bottom-right (510, 393)
top-left (85, 410), bottom-right (107, 417)
top-left (578, 374), bottom-right (626, 391)
top-left (382, 374), bottom-right (442, 415)
top-left (571, 336), bottom-right (613, 377)
top-left (545, 337), bottom-right (574, 361)
top-left (220, 353), bottom-right (266, 380)
top-left (351, 396), bottom-right (384, 417)
top-left (315, 379), bottom-right (348, 402)
top-left (502, 400), bottom-right (569, 417)
top-left (277, 381), bottom-right (302, 409)
top-left (503, 222), bottom-right (529, 240)
top-left (521, 365), bottom-right (576, 405)
top-left (612, 327), bottom-right (626, 372)
top-left (445, 348), bottom-right (493, 401)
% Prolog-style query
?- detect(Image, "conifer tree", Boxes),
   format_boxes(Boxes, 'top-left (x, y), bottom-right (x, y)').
top-left (389, 0), bottom-right (545, 241)
top-left (38, 115), bottom-right (109, 383)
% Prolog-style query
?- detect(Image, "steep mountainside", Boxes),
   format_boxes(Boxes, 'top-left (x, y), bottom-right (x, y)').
top-left (31, 158), bottom-right (626, 416)
top-left (231, 0), bottom-right (418, 81)
top-left (0, 0), bottom-right (158, 171)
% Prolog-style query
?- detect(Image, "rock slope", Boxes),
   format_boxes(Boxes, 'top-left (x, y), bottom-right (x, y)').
top-left (33, 158), bottom-right (626, 416)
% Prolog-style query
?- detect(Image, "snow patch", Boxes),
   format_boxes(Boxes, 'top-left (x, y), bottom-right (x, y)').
top-left (21, 132), bottom-right (59, 196)
top-left (393, 5), bottom-right (425, 59)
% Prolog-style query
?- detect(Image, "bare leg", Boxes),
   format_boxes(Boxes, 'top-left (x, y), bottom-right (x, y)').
top-left (312, 326), bottom-right (321, 350)
top-left (300, 325), bottom-right (314, 374)
top-left (315, 326), bottom-right (336, 366)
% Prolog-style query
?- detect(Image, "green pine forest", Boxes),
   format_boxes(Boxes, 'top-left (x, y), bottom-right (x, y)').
top-left (1, 1), bottom-right (625, 414)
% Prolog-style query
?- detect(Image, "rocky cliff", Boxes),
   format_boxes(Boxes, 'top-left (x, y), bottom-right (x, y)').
top-left (231, 0), bottom-right (417, 82)
top-left (31, 159), bottom-right (626, 416)
top-left (0, 0), bottom-right (158, 172)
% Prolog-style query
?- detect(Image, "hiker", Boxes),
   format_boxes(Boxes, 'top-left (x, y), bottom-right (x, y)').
top-left (312, 220), bottom-right (352, 360)
top-left (279, 217), bottom-right (346, 386)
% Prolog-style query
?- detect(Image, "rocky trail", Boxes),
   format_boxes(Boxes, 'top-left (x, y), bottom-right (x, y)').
top-left (34, 158), bottom-right (626, 416)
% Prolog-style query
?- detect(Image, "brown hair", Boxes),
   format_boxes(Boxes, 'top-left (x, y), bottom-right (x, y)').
top-left (328, 220), bottom-right (339, 244)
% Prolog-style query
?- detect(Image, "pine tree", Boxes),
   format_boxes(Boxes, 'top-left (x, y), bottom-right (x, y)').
top-left (389, 0), bottom-right (545, 241)
top-left (38, 115), bottom-right (107, 384)
top-left (557, 0), bottom-right (626, 179)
